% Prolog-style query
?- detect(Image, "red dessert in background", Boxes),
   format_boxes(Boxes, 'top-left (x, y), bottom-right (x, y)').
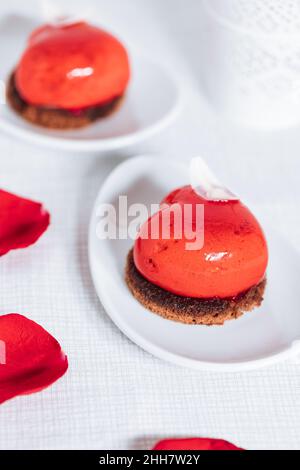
top-left (15, 21), bottom-right (130, 110)
top-left (7, 21), bottom-right (130, 128)
top-left (134, 185), bottom-right (268, 299)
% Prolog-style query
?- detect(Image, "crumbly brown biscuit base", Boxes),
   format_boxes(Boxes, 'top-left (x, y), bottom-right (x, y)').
top-left (125, 249), bottom-right (266, 325)
top-left (7, 72), bottom-right (123, 130)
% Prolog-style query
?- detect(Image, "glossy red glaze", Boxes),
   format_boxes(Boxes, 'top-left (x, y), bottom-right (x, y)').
top-left (15, 22), bottom-right (130, 109)
top-left (134, 185), bottom-right (268, 299)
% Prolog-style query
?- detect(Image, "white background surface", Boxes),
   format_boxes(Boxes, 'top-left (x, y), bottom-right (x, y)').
top-left (0, 0), bottom-right (300, 450)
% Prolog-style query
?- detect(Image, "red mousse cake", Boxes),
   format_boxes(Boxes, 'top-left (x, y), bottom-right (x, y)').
top-left (7, 21), bottom-right (130, 129)
top-left (125, 185), bottom-right (268, 325)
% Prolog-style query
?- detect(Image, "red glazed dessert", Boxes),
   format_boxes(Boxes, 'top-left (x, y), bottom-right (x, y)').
top-left (7, 21), bottom-right (130, 129)
top-left (126, 185), bottom-right (268, 325)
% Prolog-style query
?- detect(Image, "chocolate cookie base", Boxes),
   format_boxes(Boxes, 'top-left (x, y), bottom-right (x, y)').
top-left (7, 72), bottom-right (123, 129)
top-left (125, 249), bottom-right (266, 325)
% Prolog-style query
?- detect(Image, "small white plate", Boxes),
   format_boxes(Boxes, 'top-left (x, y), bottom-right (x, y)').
top-left (89, 155), bottom-right (300, 370)
top-left (0, 14), bottom-right (182, 152)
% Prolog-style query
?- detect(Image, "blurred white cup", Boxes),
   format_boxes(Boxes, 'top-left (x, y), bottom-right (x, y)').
top-left (200, 0), bottom-right (300, 129)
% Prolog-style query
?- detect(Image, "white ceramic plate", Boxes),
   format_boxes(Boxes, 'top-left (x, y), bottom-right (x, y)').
top-left (89, 155), bottom-right (300, 370)
top-left (0, 14), bottom-right (182, 152)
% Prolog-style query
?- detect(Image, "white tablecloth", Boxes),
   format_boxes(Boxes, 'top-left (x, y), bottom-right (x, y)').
top-left (0, 0), bottom-right (300, 450)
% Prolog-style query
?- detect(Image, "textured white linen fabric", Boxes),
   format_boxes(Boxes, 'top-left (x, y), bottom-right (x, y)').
top-left (0, 0), bottom-right (300, 450)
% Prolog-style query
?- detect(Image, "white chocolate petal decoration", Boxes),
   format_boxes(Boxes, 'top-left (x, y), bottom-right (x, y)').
top-left (189, 157), bottom-right (239, 201)
top-left (41, 0), bottom-right (92, 26)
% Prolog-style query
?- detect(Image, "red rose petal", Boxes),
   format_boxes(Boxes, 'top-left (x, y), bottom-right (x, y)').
top-left (0, 189), bottom-right (50, 257)
top-left (0, 314), bottom-right (68, 404)
top-left (153, 438), bottom-right (243, 451)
